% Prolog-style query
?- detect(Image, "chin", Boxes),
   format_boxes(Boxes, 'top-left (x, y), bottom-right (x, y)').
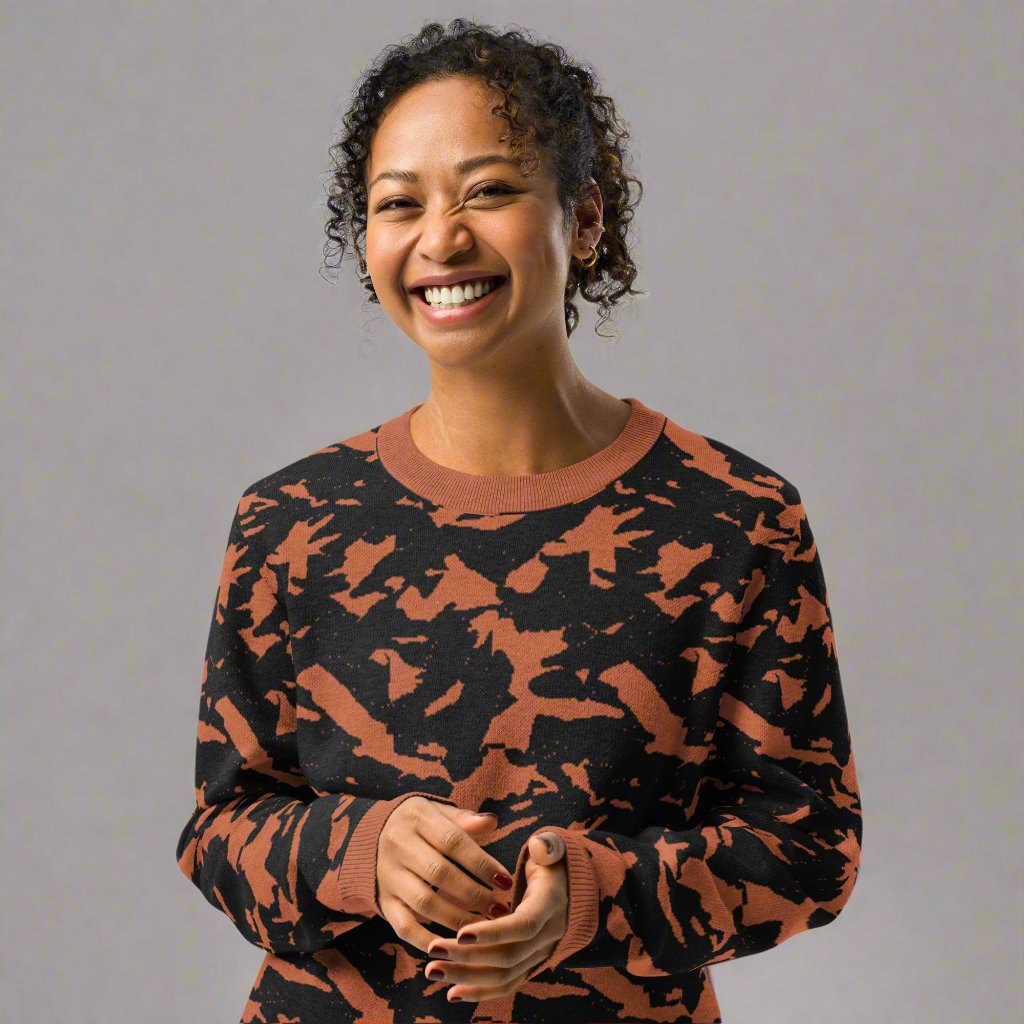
top-left (412, 332), bottom-right (511, 369)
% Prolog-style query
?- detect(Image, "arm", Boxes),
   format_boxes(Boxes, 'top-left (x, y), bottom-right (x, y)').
top-left (174, 490), bottom-right (456, 954)
top-left (510, 490), bottom-right (863, 980)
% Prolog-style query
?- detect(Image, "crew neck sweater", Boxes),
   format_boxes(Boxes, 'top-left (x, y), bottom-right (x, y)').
top-left (175, 396), bottom-right (863, 1024)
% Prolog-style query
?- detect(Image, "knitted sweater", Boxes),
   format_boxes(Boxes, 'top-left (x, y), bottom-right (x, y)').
top-left (175, 396), bottom-right (863, 1024)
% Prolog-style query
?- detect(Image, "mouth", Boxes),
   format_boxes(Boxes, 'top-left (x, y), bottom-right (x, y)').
top-left (410, 275), bottom-right (509, 324)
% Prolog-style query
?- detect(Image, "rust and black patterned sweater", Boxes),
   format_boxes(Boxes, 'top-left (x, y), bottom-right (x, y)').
top-left (175, 395), bottom-right (863, 1023)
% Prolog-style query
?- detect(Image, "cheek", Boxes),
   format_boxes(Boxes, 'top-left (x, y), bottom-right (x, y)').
top-left (363, 228), bottom-right (398, 282)
top-left (528, 214), bottom-right (571, 273)
top-left (503, 221), bottom-right (568, 291)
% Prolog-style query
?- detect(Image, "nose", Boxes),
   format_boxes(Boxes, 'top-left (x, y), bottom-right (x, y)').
top-left (414, 208), bottom-right (477, 266)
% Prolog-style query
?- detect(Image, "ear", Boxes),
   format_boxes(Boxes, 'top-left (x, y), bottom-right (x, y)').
top-left (571, 179), bottom-right (603, 258)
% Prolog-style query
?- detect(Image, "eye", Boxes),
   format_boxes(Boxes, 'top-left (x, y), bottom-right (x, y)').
top-left (471, 183), bottom-right (515, 200)
top-left (375, 197), bottom-right (413, 212)
top-left (374, 183), bottom-right (516, 213)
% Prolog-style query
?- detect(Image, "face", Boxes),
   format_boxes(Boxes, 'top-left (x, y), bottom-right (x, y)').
top-left (363, 75), bottom-right (601, 370)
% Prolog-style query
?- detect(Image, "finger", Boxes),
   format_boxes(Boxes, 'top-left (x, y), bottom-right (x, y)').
top-left (434, 804), bottom-right (500, 835)
top-left (428, 911), bottom-right (561, 971)
top-left (439, 938), bottom-right (558, 1004)
top-left (381, 893), bottom-right (450, 955)
top-left (415, 803), bottom-right (516, 900)
top-left (454, 865), bottom-right (555, 948)
top-left (398, 835), bottom-right (510, 930)
top-left (526, 830), bottom-right (565, 866)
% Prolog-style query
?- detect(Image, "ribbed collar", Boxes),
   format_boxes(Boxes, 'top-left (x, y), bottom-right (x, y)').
top-left (374, 396), bottom-right (666, 513)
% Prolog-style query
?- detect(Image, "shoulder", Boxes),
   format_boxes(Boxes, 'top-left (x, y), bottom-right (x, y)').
top-left (229, 418), bottom-right (389, 550)
top-left (658, 414), bottom-right (801, 508)
top-left (242, 422), bottom-right (381, 498)
top-left (651, 411), bottom-right (814, 553)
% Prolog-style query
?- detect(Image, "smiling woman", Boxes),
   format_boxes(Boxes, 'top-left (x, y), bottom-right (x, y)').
top-left (321, 20), bottom-right (645, 347)
top-left (175, 16), bottom-right (862, 1024)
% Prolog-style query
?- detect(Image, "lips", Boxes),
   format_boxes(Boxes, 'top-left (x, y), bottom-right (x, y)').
top-left (411, 274), bottom-right (509, 323)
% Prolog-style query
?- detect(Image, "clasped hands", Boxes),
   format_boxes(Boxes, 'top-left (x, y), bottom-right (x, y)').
top-left (376, 798), bottom-right (569, 1005)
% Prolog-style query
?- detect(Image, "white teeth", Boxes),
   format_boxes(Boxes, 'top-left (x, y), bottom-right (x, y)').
top-left (423, 276), bottom-right (502, 308)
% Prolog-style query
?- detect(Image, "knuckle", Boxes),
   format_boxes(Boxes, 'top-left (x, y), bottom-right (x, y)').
top-left (403, 795), bottom-right (428, 816)
top-left (411, 887), bottom-right (434, 914)
top-left (519, 913), bottom-right (541, 935)
top-left (438, 825), bottom-right (464, 851)
top-left (425, 859), bottom-right (449, 886)
top-left (393, 804), bottom-right (416, 827)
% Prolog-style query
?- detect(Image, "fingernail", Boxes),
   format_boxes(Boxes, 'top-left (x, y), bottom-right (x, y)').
top-left (492, 872), bottom-right (513, 889)
top-left (450, 994), bottom-right (464, 1001)
top-left (427, 944), bottom-right (449, 960)
top-left (426, 967), bottom-right (446, 980)
top-left (458, 931), bottom-right (478, 944)
top-left (540, 836), bottom-right (553, 855)
top-left (487, 902), bottom-right (509, 918)
top-left (474, 812), bottom-right (498, 822)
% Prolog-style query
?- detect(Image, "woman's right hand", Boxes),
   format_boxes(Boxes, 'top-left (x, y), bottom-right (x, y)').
top-left (376, 797), bottom-right (515, 953)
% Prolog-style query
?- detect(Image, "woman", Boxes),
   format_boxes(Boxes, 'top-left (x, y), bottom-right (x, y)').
top-left (176, 19), bottom-right (863, 1023)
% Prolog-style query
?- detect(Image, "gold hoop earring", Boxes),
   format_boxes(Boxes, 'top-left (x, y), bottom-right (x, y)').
top-left (579, 244), bottom-right (599, 268)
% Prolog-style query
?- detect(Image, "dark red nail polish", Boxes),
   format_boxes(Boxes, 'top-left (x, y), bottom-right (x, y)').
top-left (458, 932), bottom-right (477, 944)
top-left (426, 967), bottom-right (445, 980)
top-left (450, 994), bottom-right (463, 1001)
top-left (487, 902), bottom-right (509, 918)
top-left (493, 872), bottom-right (513, 889)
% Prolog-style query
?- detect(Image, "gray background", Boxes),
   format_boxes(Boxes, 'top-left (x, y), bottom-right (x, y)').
top-left (3, 2), bottom-right (1020, 1021)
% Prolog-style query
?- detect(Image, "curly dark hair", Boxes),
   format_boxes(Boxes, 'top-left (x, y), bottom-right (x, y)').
top-left (320, 18), bottom-right (645, 343)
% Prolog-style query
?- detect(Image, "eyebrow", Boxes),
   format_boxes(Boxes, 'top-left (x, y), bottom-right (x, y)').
top-left (367, 153), bottom-right (519, 193)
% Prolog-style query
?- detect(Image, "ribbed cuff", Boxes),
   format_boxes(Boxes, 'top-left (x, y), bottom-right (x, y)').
top-left (511, 826), bottom-right (599, 982)
top-left (335, 790), bottom-right (459, 917)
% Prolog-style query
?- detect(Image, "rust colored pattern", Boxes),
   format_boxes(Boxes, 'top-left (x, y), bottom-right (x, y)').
top-left (174, 397), bottom-right (863, 1023)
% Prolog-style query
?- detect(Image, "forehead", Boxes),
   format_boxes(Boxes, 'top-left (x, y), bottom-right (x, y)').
top-left (367, 77), bottom-right (510, 182)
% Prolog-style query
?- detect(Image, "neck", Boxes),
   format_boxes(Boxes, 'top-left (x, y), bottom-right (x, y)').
top-left (413, 355), bottom-right (630, 478)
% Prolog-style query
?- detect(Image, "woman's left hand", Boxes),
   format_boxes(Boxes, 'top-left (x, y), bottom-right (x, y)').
top-left (422, 830), bottom-right (569, 1005)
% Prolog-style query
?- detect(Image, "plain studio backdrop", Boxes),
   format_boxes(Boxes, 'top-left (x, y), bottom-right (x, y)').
top-left (2, 2), bottom-right (1020, 1021)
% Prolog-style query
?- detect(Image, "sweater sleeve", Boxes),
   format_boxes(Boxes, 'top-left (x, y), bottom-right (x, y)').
top-left (174, 491), bottom-right (457, 954)
top-left (509, 491), bottom-right (863, 981)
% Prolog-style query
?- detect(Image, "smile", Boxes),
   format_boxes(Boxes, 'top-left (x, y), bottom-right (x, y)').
top-left (411, 276), bottom-right (509, 325)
